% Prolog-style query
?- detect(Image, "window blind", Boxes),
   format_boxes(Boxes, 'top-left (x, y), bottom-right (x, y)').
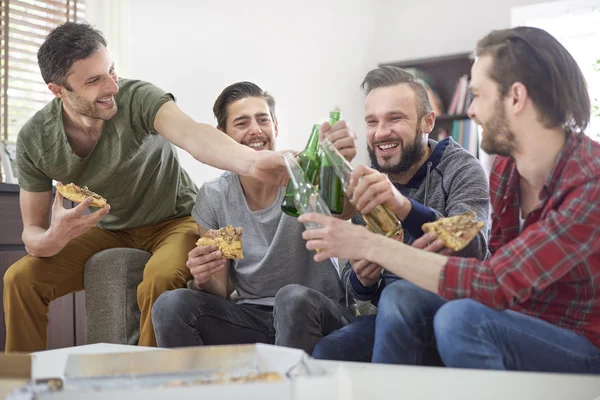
top-left (1, 0), bottom-right (86, 144)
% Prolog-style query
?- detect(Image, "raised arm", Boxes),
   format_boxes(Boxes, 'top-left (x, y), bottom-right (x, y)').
top-left (154, 101), bottom-right (287, 186)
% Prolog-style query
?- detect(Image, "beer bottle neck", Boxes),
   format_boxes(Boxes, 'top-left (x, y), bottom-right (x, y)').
top-left (303, 125), bottom-right (321, 156)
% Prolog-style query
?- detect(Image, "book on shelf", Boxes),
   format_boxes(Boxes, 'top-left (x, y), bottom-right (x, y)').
top-left (447, 75), bottom-right (471, 116)
top-left (450, 119), bottom-right (479, 157)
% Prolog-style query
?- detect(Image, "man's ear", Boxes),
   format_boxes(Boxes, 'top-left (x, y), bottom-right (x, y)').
top-left (274, 119), bottom-right (279, 138)
top-left (48, 83), bottom-right (65, 99)
top-left (421, 111), bottom-right (436, 134)
top-left (216, 125), bottom-right (225, 133)
top-left (507, 82), bottom-right (528, 115)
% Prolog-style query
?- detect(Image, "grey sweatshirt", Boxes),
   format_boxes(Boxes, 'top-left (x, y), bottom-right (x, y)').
top-left (343, 137), bottom-right (491, 305)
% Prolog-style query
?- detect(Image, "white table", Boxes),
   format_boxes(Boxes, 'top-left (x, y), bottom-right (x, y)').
top-left (28, 344), bottom-right (600, 400)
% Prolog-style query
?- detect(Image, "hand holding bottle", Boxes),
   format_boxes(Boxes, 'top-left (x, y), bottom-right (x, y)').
top-left (348, 165), bottom-right (411, 220)
top-left (320, 120), bottom-right (357, 162)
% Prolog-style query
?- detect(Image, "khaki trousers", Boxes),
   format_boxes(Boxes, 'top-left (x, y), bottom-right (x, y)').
top-left (3, 216), bottom-right (198, 352)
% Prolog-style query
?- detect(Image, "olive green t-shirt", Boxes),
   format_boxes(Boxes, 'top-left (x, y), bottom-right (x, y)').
top-left (16, 78), bottom-right (197, 230)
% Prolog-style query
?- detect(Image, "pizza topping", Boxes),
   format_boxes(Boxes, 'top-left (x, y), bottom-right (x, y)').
top-left (421, 211), bottom-right (485, 252)
top-left (196, 225), bottom-right (243, 259)
top-left (78, 186), bottom-right (105, 201)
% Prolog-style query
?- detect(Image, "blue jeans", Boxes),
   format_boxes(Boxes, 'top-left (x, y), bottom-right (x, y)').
top-left (152, 284), bottom-right (351, 354)
top-left (372, 279), bottom-right (446, 365)
top-left (312, 315), bottom-right (376, 362)
top-left (434, 299), bottom-right (600, 373)
top-left (313, 280), bottom-right (445, 365)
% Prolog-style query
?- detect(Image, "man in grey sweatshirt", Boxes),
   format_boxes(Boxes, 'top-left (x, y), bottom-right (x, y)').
top-left (312, 66), bottom-right (491, 364)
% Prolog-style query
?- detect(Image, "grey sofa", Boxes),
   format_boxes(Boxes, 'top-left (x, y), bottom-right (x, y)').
top-left (84, 250), bottom-right (372, 347)
top-left (84, 248), bottom-right (150, 345)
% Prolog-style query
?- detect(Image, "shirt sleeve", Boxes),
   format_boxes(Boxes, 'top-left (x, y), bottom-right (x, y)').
top-left (16, 127), bottom-right (53, 192)
top-left (192, 184), bottom-right (219, 230)
top-left (439, 178), bottom-right (600, 309)
top-left (128, 80), bottom-right (175, 135)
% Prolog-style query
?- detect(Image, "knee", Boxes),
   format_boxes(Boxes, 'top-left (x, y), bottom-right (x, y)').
top-left (274, 284), bottom-right (318, 314)
top-left (312, 336), bottom-right (337, 360)
top-left (377, 280), bottom-right (435, 322)
top-left (4, 256), bottom-right (37, 292)
top-left (138, 269), bottom-right (189, 296)
top-left (151, 289), bottom-right (198, 329)
top-left (434, 299), bottom-right (487, 358)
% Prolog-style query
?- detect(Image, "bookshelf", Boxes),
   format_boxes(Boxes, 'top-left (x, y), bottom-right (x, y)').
top-left (381, 53), bottom-right (476, 151)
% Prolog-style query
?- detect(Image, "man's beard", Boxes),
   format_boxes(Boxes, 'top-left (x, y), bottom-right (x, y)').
top-left (368, 127), bottom-right (427, 174)
top-left (479, 100), bottom-right (517, 157)
top-left (65, 91), bottom-right (117, 121)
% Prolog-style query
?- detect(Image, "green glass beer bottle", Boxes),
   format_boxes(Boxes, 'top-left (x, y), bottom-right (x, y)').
top-left (320, 139), bottom-right (404, 238)
top-left (281, 124), bottom-right (322, 216)
top-left (319, 109), bottom-right (345, 214)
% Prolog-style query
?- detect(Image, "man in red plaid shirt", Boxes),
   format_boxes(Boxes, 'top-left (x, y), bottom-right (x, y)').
top-left (298, 26), bottom-right (600, 373)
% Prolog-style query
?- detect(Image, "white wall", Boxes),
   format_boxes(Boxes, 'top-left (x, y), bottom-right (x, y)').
top-left (126, 0), bottom-right (558, 186)
top-left (370, 0), bottom-right (556, 64)
top-left (128, 0), bottom-right (376, 185)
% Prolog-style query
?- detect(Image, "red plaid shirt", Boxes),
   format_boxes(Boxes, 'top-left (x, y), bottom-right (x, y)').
top-left (439, 132), bottom-right (600, 348)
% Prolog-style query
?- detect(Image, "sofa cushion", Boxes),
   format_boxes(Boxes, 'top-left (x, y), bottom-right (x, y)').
top-left (84, 248), bottom-right (150, 345)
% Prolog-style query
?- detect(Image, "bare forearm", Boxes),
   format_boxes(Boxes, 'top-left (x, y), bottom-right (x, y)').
top-left (366, 235), bottom-right (447, 294)
top-left (22, 225), bottom-right (66, 258)
top-left (189, 123), bottom-right (255, 174)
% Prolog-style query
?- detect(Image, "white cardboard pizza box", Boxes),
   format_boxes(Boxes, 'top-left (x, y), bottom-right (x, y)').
top-left (9, 343), bottom-right (344, 400)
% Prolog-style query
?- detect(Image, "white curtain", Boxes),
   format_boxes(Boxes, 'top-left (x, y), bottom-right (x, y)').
top-left (85, 0), bottom-right (132, 79)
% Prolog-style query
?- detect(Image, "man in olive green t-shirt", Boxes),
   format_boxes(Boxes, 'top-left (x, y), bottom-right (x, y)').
top-left (4, 22), bottom-right (287, 352)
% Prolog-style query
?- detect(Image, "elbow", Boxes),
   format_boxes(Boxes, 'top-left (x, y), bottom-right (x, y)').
top-left (485, 289), bottom-right (511, 310)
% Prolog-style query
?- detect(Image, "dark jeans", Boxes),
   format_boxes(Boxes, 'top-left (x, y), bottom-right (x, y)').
top-left (152, 284), bottom-right (351, 354)
top-left (312, 315), bottom-right (376, 362)
top-left (434, 299), bottom-right (600, 373)
top-left (312, 280), bottom-right (445, 365)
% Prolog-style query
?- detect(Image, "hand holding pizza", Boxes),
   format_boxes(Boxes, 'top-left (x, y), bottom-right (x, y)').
top-left (49, 187), bottom-right (110, 246)
top-left (187, 244), bottom-right (227, 286)
top-left (411, 231), bottom-right (453, 256)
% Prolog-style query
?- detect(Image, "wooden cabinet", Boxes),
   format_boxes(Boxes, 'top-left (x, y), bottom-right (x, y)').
top-left (0, 183), bottom-right (85, 351)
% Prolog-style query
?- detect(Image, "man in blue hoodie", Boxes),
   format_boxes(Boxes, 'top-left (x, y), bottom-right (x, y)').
top-left (312, 66), bottom-right (491, 364)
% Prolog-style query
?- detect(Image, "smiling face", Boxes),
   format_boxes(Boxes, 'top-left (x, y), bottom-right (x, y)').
top-left (365, 83), bottom-right (429, 174)
top-left (467, 54), bottom-right (517, 157)
top-left (223, 96), bottom-right (278, 151)
top-left (50, 46), bottom-right (119, 121)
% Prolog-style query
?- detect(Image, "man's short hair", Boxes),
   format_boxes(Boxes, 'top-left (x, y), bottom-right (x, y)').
top-left (213, 81), bottom-right (276, 130)
top-left (361, 66), bottom-right (433, 118)
top-left (476, 26), bottom-right (590, 133)
top-left (37, 22), bottom-right (107, 88)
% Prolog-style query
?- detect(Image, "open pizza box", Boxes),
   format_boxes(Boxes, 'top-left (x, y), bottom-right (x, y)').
top-left (6, 344), bottom-right (349, 399)
top-left (0, 353), bottom-right (33, 399)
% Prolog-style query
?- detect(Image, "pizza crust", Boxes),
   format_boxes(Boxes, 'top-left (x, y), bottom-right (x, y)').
top-left (56, 183), bottom-right (107, 208)
top-left (421, 211), bottom-right (485, 252)
top-left (196, 225), bottom-right (243, 259)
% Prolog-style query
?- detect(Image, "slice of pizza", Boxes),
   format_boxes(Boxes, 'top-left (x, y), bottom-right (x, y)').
top-left (421, 211), bottom-right (485, 252)
top-left (56, 183), bottom-right (108, 208)
top-left (196, 225), bottom-right (243, 259)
